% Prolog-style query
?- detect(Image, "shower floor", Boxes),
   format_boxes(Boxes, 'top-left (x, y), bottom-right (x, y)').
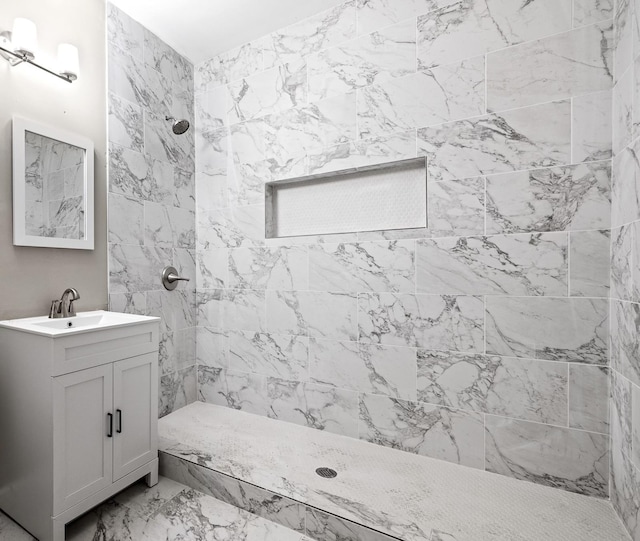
top-left (158, 401), bottom-right (629, 541)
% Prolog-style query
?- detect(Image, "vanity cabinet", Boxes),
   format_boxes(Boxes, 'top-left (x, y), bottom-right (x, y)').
top-left (0, 311), bottom-right (160, 541)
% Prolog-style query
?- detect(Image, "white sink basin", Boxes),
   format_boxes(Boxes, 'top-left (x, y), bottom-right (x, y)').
top-left (0, 310), bottom-right (160, 337)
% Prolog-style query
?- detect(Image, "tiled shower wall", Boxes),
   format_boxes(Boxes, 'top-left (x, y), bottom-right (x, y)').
top-left (106, 4), bottom-right (197, 416)
top-left (610, 0), bottom-right (640, 538)
top-left (194, 0), bottom-right (615, 497)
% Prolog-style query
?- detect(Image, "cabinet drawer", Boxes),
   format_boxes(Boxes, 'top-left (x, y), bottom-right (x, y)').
top-left (53, 322), bottom-right (159, 376)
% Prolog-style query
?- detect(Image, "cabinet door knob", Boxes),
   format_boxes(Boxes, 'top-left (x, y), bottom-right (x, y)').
top-left (116, 409), bottom-right (123, 434)
top-left (107, 413), bottom-right (113, 438)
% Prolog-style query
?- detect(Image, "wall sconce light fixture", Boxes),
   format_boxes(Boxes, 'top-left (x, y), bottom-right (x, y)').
top-left (0, 18), bottom-right (79, 83)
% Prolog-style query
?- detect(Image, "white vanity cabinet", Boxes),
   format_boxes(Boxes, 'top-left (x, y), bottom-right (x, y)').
top-left (0, 311), bottom-right (161, 541)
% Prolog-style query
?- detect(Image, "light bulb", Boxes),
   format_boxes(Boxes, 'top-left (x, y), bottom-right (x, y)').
top-left (57, 43), bottom-right (79, 80)
top-left (12, 18), bottom-right (37, 59)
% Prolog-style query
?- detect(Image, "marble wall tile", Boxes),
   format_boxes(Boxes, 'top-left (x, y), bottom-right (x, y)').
top-left (569, 365), bottom-right (609, 433)
top-left (196, 126), bottom-right (227, 177)
top-left (612, 370), bottom-right (633, 457)
top-left (196, 289), bottom-right (225, 328)
top-left (196, 171), bottom-right (227, 212)
top-left (613, 63), bottom-right (634, 155)
top-left (417, 0), bottom-right (572, 70)
top-left (570, 230), bottom-right (611, 297)
top-left (109, 243), bottom-right (172, 293)
top-left (223, 289), bottom-right (266, 331)
top-left (109, 93), bottom-right (144, 152)
top-left (487, 22), bottom-right (613, 112)
top-left (307, 18), bottom-right (416, 102)
top-left (612, 137), bottom-right (640, 228)
top-left (356, 0), bottom-right (448, 36)
top-left (305, 507), bottom-right (397, 541)
top-left (144, 110), bottom-right (195, 171)
top-left (308, 131), bottom-right (417, 175)
top-left (611, 444), bottom-right (640, 540)
top-left (310, 339), bottom-right (417, 400)
top-left (358, 293), bottom-right (484, 352)
top-left (573, 0), bottom-right (614, 27)
top-left (308, 241), bottom-right (415, 293)
top-left (485, 296), bottom-right (608, 363)
top-left (173, 167), bottom-right (196, 212)
top-left (229, 331), bottom-right (309, 381)
top-left (107, 2), bottom-right (144, 60)
top-left (196, 327), bottom-right (228, 369)
top-left (417, 351), bottom-right (568, 425)
top-left (633, 383), bottom-right (640, 468)
top-left (196, 43), bottom-right (264, 92)
top-left (262, 1), bottom-right (356, 67)
top-left (195, 87), bottom-right (228, 132)
top-left (416, 233), bottom-right (568, 296)
top-left (359, 394), bottom-right (485, 468)
top-left (266, 290), bottom-right (358, 340)
top-left (227, 60), bottom-right (307, 124)
top-left (611, 301), bottom-right (640, 387)
top-left (160, 366), bottom-right (197, 417)
top-left (267, 379), bottom-right (359, 436)
top-left (109, 292), bottom-right (147, 315)
top-left (611, 224), bottom-right (633, 301)
top-left (485, 415), bottom-right (609, 497)
top-left (572, 90), bottom-right (613, 163)
top-left (144, 203), bottom-right (195, 249)
top-left (198, 366), bottom-right (269, 414)
top-left (144, 28), bottom-right (193, 90)
top-left (357, 56), bottom-right (485, 138)
top-left (427, 178), bottom-right (485, 238)
top-left (635, 57), bottom-right (640, 138)
top-left (614, 0), bottom-right (633, 80)
top-left (197, 205), bottom-right (265, 250)
top-left (418, 100), bottom-right (572, 182)
top-left (159, 453), bottom-right (306, 533)
top-left (196, 248), bottom-right (228, 289)
top-left (486, 162), bottom-right (612, 234)
top-left (229, 246), bottom-right (308, 290)
top-left (108, 194), bottom-right (144, 245)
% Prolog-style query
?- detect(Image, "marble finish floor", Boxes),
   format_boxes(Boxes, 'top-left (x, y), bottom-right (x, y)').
top-left (159, 402), bottom-right (630, 541)
top-left (0, 477), bottom-right (310, 541)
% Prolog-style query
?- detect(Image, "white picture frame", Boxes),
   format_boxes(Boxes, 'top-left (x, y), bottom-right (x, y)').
top-left (12, 116), bottom-right (95, 250)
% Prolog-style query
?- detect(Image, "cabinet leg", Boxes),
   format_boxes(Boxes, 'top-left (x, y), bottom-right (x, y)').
top-left (145, 462), bottom-right (159, 488)
top-left (52, 518), bottom-right (66, 541)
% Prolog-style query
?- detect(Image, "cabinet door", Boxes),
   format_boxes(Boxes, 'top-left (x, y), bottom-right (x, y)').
top-left (53, 364), bottom-right (113, 515)
top-left (113, 353), bottom-right (158, 481)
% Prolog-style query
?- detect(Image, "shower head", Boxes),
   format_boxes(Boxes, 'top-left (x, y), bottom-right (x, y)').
top-left (165, 116), bottom-right (190, 135)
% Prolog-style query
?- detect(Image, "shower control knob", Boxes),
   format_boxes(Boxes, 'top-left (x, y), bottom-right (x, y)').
top-left (161, 266), bottom-right (190, 291)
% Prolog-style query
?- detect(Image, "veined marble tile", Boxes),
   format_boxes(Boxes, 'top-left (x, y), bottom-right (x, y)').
top-left (307, 18), bottom-right (416, 102)
top-left (306, 507), bottom-right (397, 541)
top-left (308, 130), bottom-right (417, 175)
top-left (308, 241), bottom-right (415, 293)
top-left (416, 233), bottom-right (568, 296)
top-left (174, 247), bottom-right (196, 285)
top-left (196, 327), bottom-right (228, 369)
top-left (418, 100), bottom-right (572, 182)
top-left (613, 62), bottom-right (634, 155)
top-left (612, 137), bottom-right (640, 228)
top-left (572, 90), bottom-right (613, 163)
top-left (159, 453), bottom-right (306, 533)
top-left (146, 289), bottom-right (195, 334)
top-left (632, 383), bottom-right (640, 469)
top-left (359, 394), bottom-right (484, 468)
top-left (173, 167), bottom-right (195, 212)
top-left (143, 28), bottom-right (193, 90)
top-left (356, 0), bottom-right (451, 35)
top-left (417, 0), bottom-right (572, 70)
top-left (198, 366), bottom-right (270, 414)
top-left (107, 3), bottom-right (143, 61)
top-left (109, 93), bottom-right (144, 152)
top-left (266, 290), bottom-right (358, 340)
top-left (614, 0), bottom-right (633, 80)
top-left (108, 194), bottom-right (143, 245)
top-left (160, 366), bottom-right (197, 417)
top-left (262, 1), bottom-right (357, 67)
top-left (611, 300), bottom-right (640, 387)
top-left (569, 364), bottom-right (609, 434)
top-left (612, 369), bottom-right (633, 458)
top-left (223, 289), bottom-right (266, 332)
top-left (427, 177), bottom-right (485, 237)
top-left (229, 246), bottom-right (309, 290)
top-left (196, 289), bottom-right (225, 328)
top-left (196, 126), bottom-right (227, 177)
top-left (611, 224), bottom-right (633, 302)
top-left (144, 110), bottom-right (195, 171)
top-left (267, 379), bottom-right (359, 436)
top-left (112, 478), bottom-right (186, 521)
top-left (357, 56), bottom-right (485, 139)
top-left (196, 247), bottom-right (228, 289)
top-left (196, 170), bottom-right (227, 211)
top-left (109, 292), bottom-right (146, 315)
top-left (487, 22), bottom-right (613, 112)
top-left (195, 87), bottom-right (228, 132)
top-left (417, 351), bottom-right (568, 425)
top-left (195, 55), bottom-right (226, 93)
top-left (570, 230), bottom-right (610, 298)
top-left (485, 296), bottom-right (608, 363)
top-left (109, 243), bottom-right (171, 293)
top-left (486, 161), bottom-right (611, 234)
top-left (635, 56), bottom-right (640, 138)
top-left (573, 0), bottom-right (614, 27)
top-left (144, 203), bottom-right (195, 249)
top-left (227, 60), bottom-right (307, 124)
top-left (229, 331), bottom-right (309, 381)
top-left (358, 293), bottom-right (484, 352)
top-left (196, 42), bottom-right (263, 92)
top-left (197, 205), bottom-right (265, 250)
top-left (109, 144), bottom-right (175, 205)
top-left (310, 339), bottom-right (417, 400)
top-left (485, 415), bottom-right (609, 497)
top-left (611, 444), bottom-right (640, 540)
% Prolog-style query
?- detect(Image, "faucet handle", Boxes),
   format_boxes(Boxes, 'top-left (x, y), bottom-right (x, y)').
top-left (49, 300), bottom-right (62, 319)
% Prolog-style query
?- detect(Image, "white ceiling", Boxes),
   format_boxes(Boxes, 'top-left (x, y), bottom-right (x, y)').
top-left (109, 0), bottom-right (343, 64)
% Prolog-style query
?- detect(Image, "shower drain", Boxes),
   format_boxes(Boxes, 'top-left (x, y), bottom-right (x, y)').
top-left (316, 467), bottom-right (337, 479)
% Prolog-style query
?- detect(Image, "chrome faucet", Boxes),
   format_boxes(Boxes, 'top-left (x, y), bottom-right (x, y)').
top-left (49, 288), bottom-right (81, 318)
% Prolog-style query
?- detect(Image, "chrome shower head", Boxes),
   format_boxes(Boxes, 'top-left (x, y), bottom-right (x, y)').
top-left (165, 116), bottom-right (190, 135)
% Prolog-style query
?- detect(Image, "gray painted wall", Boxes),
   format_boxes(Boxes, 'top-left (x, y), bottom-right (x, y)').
top-left (0, 0), bottom-right (107, 320)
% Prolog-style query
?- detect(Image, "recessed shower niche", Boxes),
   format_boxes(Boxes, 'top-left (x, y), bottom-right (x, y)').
top-left (265, 157), bottom-right (427, 238)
